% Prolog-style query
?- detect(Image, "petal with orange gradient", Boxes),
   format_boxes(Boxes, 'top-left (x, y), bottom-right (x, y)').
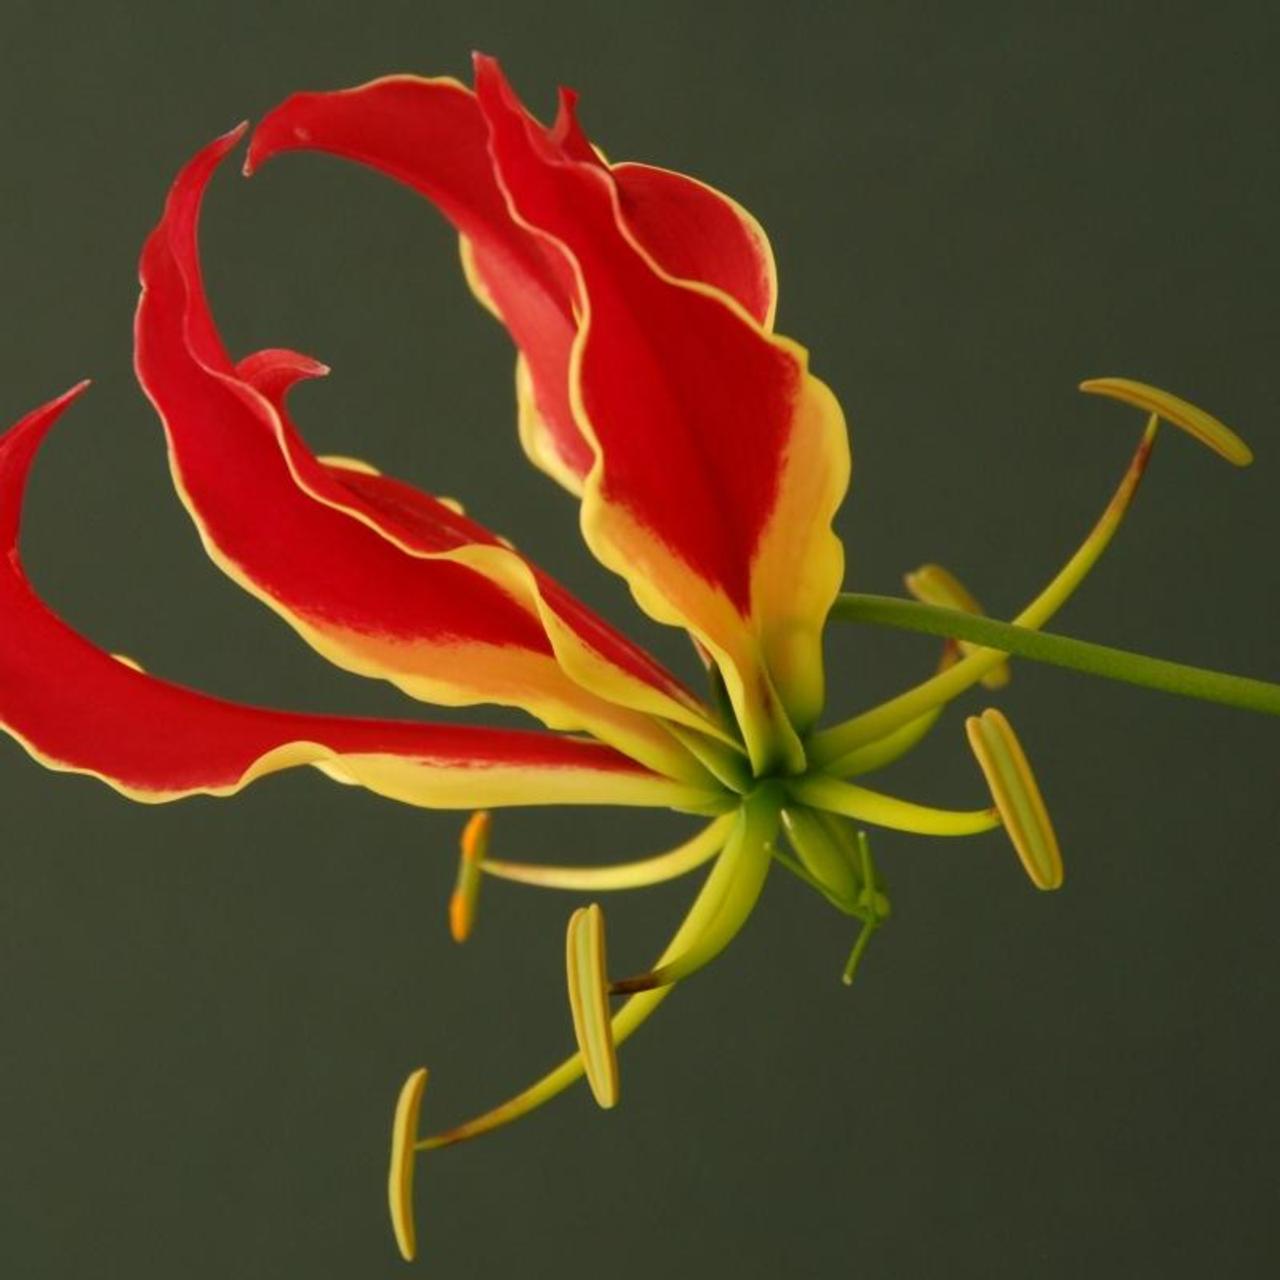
top-left (474, 57), bottom-right (850, 771)
top-left (246, 74), bottom-right (778, 495)
top-left (0, 387), bottom-right (719, 815)
top-left (134, 130), bottom-right (719, 782)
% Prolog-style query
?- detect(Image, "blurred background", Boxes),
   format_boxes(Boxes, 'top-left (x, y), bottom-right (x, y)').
top-left (1, 2), bottom-right (1276, 1275)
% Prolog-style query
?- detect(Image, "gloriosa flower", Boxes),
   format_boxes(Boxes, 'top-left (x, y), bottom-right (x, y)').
top-left (2, 56), bottom-right (1271, 1263)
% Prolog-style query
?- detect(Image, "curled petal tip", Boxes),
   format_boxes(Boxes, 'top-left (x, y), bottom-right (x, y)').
top-left (965, 709), bottom-right (1063, 890)
top-left (388, 1067), bottom-right (429, 1262)
top-left (1079, 377), bottom-right (1253, 467)
top-left (565, 904), bottom-right (619, 1108)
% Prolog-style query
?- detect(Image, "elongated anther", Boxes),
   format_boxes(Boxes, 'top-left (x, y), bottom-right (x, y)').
top-left (388, 1067), bottom-right (429, 1262)
top-left (965, 709), bottom-right (1063, 889)
top-left (565, 904), bottom-right (619, 1108)
top-left (905, 563), bottom-right (1010, 689)
top-left (1079, 377), bottom-right (1252, 466)
top-left (449, 811), bottom-right (491, 943)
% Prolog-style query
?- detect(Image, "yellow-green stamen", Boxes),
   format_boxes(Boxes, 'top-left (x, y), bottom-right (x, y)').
top-left (788, 775), bottom-right (999, 836)
top-left (387, 1067), bottom-right (429, 1262)
top-left (965, 709), bottom-right (1063, 889)
top-left (479, 815), bottom-right (733, 892)
top-left (565, 904), bottom-right (619, 1107)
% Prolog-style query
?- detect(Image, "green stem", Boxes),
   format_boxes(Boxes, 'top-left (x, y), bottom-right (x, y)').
top-left (829, 594), bottom-right (1280, 717)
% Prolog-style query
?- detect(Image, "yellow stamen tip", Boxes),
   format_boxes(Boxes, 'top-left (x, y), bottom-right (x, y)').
top-left (1079, 377), bottom-right (1253, 466)
top-left (565, 904), bottom-right (619, 1109)
top-left (449, 811), bottom-right (491, 943)
top-left (904, 564), bottom-right (1011, 690)
top-left (110, 652), bottom-right (145, 673)
top-left (964, 708), bottom-right (1064, 890)
top-left (388, 1066), bottom-right (429, 1262)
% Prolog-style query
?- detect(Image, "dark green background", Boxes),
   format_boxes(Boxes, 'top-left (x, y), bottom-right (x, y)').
top-left (2, 2), bottom-right (1276, 1276)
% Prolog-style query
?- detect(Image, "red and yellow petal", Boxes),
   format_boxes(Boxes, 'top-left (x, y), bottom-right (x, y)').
top-left (247, 76), bottom-right (593, 491)
top-left (134, 129), bottom-right (720, 782)
top-left (247, 72), bottom-right (779, 494)
top-left (0, 387), bottom-right (719, 814)
top-left (475, 58), bottom-right (850, 771)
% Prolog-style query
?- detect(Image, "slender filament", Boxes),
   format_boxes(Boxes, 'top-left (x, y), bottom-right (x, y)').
top-left (789, 775), bottom-right (999, 836)
top-left (811, 415), bottom-right (1161, 768)
top-left (480, 815), bottom-right (733, 891)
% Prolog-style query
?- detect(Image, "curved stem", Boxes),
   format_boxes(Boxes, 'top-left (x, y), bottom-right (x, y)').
top-left (809, 415), bottom-right (1160, 768)
top-left (828, 595), bottom-right (1280, 717)
top-left (480, 815), bottom-right (733, 891)
top-left (789, 775), bottom-right (999, 836)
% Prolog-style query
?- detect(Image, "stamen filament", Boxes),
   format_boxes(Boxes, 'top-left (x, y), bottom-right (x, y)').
top-left (810, 415), bottom-right (1161, 768)
top-left (789, 775), bottom-right (999, 836)
top-left (831, 705), bottom-right (945, 777)
top-left (610, 791), bottom-right (780, 994)
top-left (479, 815), bottom-right (733, 891)
top-left (419, 807), bottom-right (757, 1150)
top-left (564, 904), bottom-right (619, 1107)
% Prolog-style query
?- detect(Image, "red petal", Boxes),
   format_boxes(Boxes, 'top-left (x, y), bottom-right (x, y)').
top-left (247, 76), bottom-right (592, 486)
top-left (474, 57), bottom-right (849, 767)
top-left (134, 131), bottom-right (714, 780)
top-left (0, 388), bottom-right (714, 812)
top-left (246, 73), bottom-right (777, 488)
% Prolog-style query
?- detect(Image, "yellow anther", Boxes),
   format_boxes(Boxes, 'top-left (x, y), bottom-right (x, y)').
top-left (110, 653), bottom-right (145, 673)
top-left (964, 708), bottom-right (1063, 890)
top-left (449, 811), bottom-right (490, 943)
top-left (1079, 377), bottom-right (1252, 466)
top-left (565, 904), bottom-right (619, 1109)
top-left (387, 1066), bottom-right (429, 1262)
top-left (904, 563), bottom-right (1010, 689)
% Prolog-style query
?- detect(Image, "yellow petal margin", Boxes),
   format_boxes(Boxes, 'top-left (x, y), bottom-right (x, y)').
top-left (565, 904), bottom-right (619, 1108)
top-left (964, 708), bottom-right (1063, 890)
top-left (1078, 377), bottom-right (1252, 466)
top-left (388, 1066), bottom-right (429, 1262)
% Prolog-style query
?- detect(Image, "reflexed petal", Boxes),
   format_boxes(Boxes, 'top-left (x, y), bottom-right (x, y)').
top-left (475, 56), bottom-right (850, 770)
top-left (0, 388), bottom-right (720, 814)
top-left (565, 903), bottom-right (619, 1108)
top-left (248, 75), bottom-right (593, 487)
top-left (135, 129), bottom-right (720, 782)
top-left (248, 75), bottom-right (779, 493)
top-left (1078, 377), bottom-right (1252, 466)
top-left (964, 708), bottom-right (1063, 889)
top-left (611, 161), bottom-right (776, 328)
top-left (388, 1067), bottom-right (429, 1261)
